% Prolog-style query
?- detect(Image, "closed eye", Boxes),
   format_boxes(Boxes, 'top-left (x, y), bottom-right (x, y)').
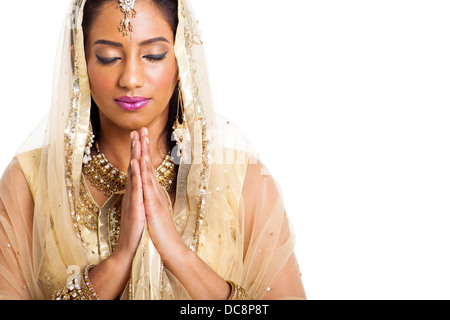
top-left (96, 55), bottom-right (121, 65)
top-left (143, 51), bottom-right (168, 61)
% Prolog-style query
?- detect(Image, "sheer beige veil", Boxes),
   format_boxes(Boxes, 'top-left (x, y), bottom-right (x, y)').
top-left (0, 0), bottom-right (92, 299)
top-left (0, 0), bottom-right (303, 300)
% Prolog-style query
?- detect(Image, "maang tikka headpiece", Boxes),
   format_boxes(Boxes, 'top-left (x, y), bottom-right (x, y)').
top-left (118, 0), bottom-right (137, 37)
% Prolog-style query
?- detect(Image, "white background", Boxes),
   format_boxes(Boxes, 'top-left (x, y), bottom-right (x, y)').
top-left (1, 0), bottom-right (450, 299)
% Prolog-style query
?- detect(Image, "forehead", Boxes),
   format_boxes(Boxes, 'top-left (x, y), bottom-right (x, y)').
top-left (86, 1), bottom-right (174, 45)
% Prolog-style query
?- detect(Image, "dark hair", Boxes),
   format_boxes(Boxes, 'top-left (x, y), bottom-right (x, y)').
top-left (82, 0), bottom-right (180, 154)
top-left (82, 0), bottom-right (178, 40)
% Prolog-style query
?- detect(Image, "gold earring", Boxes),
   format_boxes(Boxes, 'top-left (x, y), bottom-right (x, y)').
top-left (83, 121), bottom-right (95, 164)
top-left (173, 82), bottom-right (187, 158)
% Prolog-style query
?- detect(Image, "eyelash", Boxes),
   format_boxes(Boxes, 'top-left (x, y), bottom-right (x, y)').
top-left (96, 56), bottom-right (120, 65)
top-left (144, 52), bottom-right (168, 61)
top-left (95, 52), bottom-right (168, 65)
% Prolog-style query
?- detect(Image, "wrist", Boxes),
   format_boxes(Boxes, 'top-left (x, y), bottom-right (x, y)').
top-left (87, 253), bottom-right (133, 300)
top-left (159, 240), bottom-right (191, 268)
top-left (112, 241), bottom-right (138, 264)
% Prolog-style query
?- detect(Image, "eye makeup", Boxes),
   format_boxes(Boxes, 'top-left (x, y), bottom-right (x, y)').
top-left (95, 51), bottom-right (169, 65)
top-left (95, 54), bottom-right (121, 65)
top-left (143, 51), bottom-right (168, 62)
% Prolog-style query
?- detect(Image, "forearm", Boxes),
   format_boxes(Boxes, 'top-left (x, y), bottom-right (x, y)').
top-left (88, 252), bottom-right (133, 300)
top-left (51, 252), bottom-right (132, 300)
top-left (161, 245), bottom-right (231, 300)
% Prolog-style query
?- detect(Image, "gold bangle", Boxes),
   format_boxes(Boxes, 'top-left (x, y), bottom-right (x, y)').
top-left (226, 281), bottom-right (252, 300)
top-left (82, 264), bottom-right (101, 300)
top-left (52, 264), bottom-right (100, 300)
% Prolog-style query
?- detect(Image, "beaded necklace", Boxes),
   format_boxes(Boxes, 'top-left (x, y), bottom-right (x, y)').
top-left (82, 141), bottom-right (176, 196)
top-left (75, 141), bottom-right (177, 251)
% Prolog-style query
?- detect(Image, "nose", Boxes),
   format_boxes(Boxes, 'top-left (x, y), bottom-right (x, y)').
top-left (118, 55), bottom-right (145, 91)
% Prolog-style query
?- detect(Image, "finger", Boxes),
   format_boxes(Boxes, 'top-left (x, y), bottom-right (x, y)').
top-left (140, 127), bottom-right (149, 139)
top-left (139, 127), bottom-right (151, 161)
top-left (130, 131), bottom-right (135, 158)
top-left (130, 158), bottom-right (143, 205)
top-left (128, 132), bottom-right (134, 174)
top-left (127, 132), bottom-right (139, 179)
top-left (139, 143), bottom-right (155, 189)
top-left (139, 128), bottom-right (158, 189)
top-left (133, 140), bottom-right (142, 163)
top-left (126, 132), bottom-right (141, 200)
top-left (140, 155), bottom-right (159, 218)
top-left (131, 131), bottom-right (141, 161)
top-left (140, 129), bottom-right (152, 168)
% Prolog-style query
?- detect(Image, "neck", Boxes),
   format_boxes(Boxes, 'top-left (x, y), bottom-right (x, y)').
top-left (96, 115), bottom-right (169, 174)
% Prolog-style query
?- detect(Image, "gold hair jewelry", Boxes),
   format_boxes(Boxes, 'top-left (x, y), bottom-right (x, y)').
top-left (118, 0), bottom-right (137, 37)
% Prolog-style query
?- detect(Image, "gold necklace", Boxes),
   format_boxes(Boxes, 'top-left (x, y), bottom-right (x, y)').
top-left (83, 141), bottom-right (177, 196)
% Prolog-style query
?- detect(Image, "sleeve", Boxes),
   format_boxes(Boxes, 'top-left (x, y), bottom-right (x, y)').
top-left (240, 157), bottom-right (306, 300)
top-left (0, 158), bottom-right (41, 300)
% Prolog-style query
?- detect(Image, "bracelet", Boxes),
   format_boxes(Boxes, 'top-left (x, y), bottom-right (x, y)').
top-left (52, 265), bottom-right (100, 300)
top-left (226, 281), bottom-right (252, 300)
top-left (82, 264), bottom-right (101, 300)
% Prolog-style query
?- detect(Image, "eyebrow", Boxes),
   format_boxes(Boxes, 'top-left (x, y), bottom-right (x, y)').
top-left (93, 37), bottom-right (170, 48)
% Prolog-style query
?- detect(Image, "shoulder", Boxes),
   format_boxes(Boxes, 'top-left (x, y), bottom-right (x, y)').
top-left (213, 113), bottom-right (284, 215)
top-left (241, 155), bottom-right (292, 256)
top-left (0, 157), bottom-right (27, 188)
top-left (9, 148), bottom-right (44, 200)
top-left (16, 148), bottom-right (43, 170)
top-left (242, 155), bottom-right (284, 221)
top-left (214, 114), bottom-right (259, 158)
top-left (213, 113), bottom-right (282, 210)
top-left (0, 154), bottom-right (36, 262)
top-left (243, 155), bottom-right (273, 187)
top-left (0, 156), bottom-right (35, 214)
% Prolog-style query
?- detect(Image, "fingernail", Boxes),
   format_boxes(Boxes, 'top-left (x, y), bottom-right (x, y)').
top-left (145, 155), bottom-right (149, 163)
top-left (146, 137), bottom-right (150, 145)
top-left (130, 131), bottom-right (135, 140)
top-left (144, 127), bottom-right (148, 136)
top-left (132, 140), bottom-right (136, 149)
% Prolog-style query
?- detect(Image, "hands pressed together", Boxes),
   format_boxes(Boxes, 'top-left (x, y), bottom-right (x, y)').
top-left (88, 128), bottom-right (231, 300)
top-left (114, 127), bottom-right (186, 263)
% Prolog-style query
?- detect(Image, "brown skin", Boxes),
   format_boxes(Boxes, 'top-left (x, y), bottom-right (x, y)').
top-left (83, 1), bottom-right (306, 300)
top-left (85, 1), bottom-right (178, 174)
top-left (84, 1), bottom-right (231, 300)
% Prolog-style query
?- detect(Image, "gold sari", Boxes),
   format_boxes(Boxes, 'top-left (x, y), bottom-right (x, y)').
top-left (0, 0), bottom-right (304, 300)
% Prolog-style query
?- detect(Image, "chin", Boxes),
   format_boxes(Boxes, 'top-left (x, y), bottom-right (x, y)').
top-left (121, 118), bottom-right (153, 132)
top-left (122, 114), bottom-right (164, 132)
top-left (98, 102), bottom-right (169, 133)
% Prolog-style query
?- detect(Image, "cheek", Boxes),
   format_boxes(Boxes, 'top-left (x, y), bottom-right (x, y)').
top-left (146, 58), bottom-right (178, 94)
top-left (87, 64), bottom-right (116, 101)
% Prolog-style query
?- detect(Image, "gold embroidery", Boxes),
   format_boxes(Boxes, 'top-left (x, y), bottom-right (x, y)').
top-left (75, 177), bottom-right (100, 231)
top-left (182, 11), bottom-right (211, 253)
top-left (65, 52), bottom-right (89, 246)
top-left (74, 153), bottom-right (177, 254)
top-left (108, 195), bottom-right (123, 252)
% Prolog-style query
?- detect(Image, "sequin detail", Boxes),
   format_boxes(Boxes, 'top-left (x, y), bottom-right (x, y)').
top-left (180, 1), bottom-right (211, 254)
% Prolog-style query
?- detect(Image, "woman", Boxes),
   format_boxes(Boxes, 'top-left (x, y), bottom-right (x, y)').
top-left (0, 0), bottom-right (306, 300)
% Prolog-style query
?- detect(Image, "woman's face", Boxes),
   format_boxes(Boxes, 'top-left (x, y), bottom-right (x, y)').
top-left (85, 1), bottom-right (178, 133)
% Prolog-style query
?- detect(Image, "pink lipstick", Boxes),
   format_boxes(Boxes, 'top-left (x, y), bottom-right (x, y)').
top-left (115, 96), bottom-right (151, 111)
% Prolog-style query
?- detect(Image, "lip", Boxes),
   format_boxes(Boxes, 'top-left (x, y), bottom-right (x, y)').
top-left (114, 96), bottom-right (151, 111)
